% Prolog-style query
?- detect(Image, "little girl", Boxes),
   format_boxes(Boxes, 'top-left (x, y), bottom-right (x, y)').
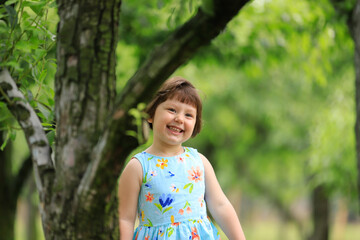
top-left (118, 76), bottom-right (246, 240)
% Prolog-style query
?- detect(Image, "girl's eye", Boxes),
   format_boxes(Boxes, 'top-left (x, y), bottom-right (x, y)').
top-left (185, 113), bottom-right (194, 118)
top-left (168, 108), bottom-right (176, 113)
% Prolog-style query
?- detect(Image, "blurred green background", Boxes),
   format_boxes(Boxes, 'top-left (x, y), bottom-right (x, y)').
top-left (1, 0), bottom-right (359, 239)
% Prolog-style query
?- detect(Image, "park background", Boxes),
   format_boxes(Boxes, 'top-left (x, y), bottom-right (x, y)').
top-left (1, 0), bottom-right (360, 239)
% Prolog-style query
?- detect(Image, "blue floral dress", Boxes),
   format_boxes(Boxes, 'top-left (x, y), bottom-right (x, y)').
top-left (133, 147), bottom-right (221, 240)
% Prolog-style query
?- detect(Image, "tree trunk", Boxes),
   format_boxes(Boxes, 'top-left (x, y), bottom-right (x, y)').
top-left (350, 0), bottom-right (360, 213)
top-left (0, 132), bottom-right (15, 240)
top-left (50, 0), bottom-right (121, 238)
top-left (308, 185), bottom-right (329, 240)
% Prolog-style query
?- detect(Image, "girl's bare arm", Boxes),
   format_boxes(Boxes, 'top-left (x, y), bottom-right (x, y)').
top-left (200, 153), bottom-right (246, 240)
top-left (118, 158), bottom-right (142, 240)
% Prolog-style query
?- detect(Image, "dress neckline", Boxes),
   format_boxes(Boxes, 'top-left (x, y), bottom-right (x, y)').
top-left (143, 146), bottom-right (187, 158)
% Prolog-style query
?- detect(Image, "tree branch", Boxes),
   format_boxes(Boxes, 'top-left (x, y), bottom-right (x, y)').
top-left (76, 0), bottom-right (250, 212)
top-left (0, 69), bottom-right (54, 211)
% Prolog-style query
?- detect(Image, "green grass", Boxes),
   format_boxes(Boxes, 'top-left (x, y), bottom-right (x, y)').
top-left (215, 221), bottom-right (360, 240)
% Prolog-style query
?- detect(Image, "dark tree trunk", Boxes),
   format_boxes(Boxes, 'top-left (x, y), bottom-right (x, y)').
top-left (0, 132), bottom-right (15, 240)
top-left (350, 0), bottom-right (360, 213)
top-left (330, 0), bottom-right (360, 215)
top-left (308, 185), bottom-right (329, 240)
top-left (51, 0), bottom-right (122, 238)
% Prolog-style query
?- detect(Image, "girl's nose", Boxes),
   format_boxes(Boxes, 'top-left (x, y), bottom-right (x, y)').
top-left (175, 115), bottom-right (184, 123)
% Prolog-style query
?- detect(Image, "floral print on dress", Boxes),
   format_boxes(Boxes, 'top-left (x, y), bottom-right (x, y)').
top-left (191, 227), bottom-right (200, 240)
top-left (133, 147), bottom-right (220, 239)
top-left (156, 158), bottom-right (168, 169)
top-left (170, 184), bottom-right (180, 193)
top-left (188, 166), bottom-right (203, 182)
top-left (145, 192), bottom-right (154, 202)
top-left (154, 193), bottom-right (175, 214)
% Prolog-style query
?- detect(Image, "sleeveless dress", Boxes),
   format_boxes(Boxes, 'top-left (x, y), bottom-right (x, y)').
top-left (133, 147), bottom-right (221, 240)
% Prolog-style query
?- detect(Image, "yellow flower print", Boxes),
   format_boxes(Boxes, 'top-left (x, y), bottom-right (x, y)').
top-left (156, 158), bottom-right (168, 169)
top-left (141, 210), bottom-right (145, 222)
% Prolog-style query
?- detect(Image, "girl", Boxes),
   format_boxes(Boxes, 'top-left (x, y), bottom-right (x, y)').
top-left (118, 76), bottom-right (246, 240)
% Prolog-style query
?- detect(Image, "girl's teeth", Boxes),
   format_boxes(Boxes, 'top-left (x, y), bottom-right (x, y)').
top-left (169, 127), bottom-right (181, 132)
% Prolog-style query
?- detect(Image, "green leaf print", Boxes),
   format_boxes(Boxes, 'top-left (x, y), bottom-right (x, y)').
top-left (154, 203), bottom-right (163, 212)
top-left (167, 227), bottom-right (174, 237)
top-left (143, 173), bottom-right (148, 183)
top-left (183, 201), bottom-right (191, 208)
top-left (189, 184), bottom-right (194, 193)
top-left (144, 218), bottom-right (153, 227)
top-left (163, 206), bottom-right (173, 214)
top-left (183, 183), bottom-right (194, 193)
top-left (147, 156), bottom-right (153, 161)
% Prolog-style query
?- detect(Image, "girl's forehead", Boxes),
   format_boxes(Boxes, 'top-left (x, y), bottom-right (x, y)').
top-left (162, 98), bottom-right (197, 109)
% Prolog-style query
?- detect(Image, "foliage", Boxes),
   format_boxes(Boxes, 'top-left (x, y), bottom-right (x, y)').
top-left (179, 0), bottom-right (357, 218)
top-left (0, 0), bottom-right (58, 149)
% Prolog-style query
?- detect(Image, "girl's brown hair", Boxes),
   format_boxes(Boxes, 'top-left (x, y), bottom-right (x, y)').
top-left (146, 76), bottom-right (202, 137)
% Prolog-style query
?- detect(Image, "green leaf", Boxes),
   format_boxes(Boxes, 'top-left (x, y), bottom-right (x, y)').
top-left (47, 97), bottom-right (54, 106)
top-left (4, 60), bottom-right (21, 70)
top-left (15, 40), bottom-right (32, 53)
top-left (144, 218), bottom-right (153, 227)
top-left (23, 1), bottom-right (48, 16)
top-left (38, 102), bottom-right (51, 120)
top-left (33, 49), bottom-right (47, 61)
top-left (167, 227), bottom-right (174, 237)
top-left (5, 0), bottom-right (18, 6)
top-left (46, 130), bottom-right (55, 146)
top-left (143, 172), bottom-right (148, 183)
top-left (184, 183), bottom-right (194, 193)
top-left (183, 183), bottom-right (192, 189)
top-left (0, 128), bottom-right (10, 150)
top-left (125, 130), bottom-right (137, 138)
top-left (154, 203), bottom-right (163, 212)
top-left (10, 129), bottom-right (16, 141)
top-left (163, 206), bottom-right (173, 214)
top-left (166, 7), bottom-right (176, 29)
top-left (189, 184), bottom-right (193, 193)
top-left (38, 69), bottom-right (47, 83)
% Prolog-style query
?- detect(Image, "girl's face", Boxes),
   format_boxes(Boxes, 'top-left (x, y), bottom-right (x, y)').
top-left (148, 98), bottom-right (197, 147)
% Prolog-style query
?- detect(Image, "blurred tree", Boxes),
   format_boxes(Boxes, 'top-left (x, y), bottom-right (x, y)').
top-left (0, 0), bottom-right (250, 238)
top-left (179, 0), bottom-right (357, 239)
top-left (0, 129), bottom-right (32, 240)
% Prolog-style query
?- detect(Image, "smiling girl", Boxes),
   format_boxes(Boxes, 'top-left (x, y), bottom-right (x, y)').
top-left (118, 76), bottom-right (246, 240)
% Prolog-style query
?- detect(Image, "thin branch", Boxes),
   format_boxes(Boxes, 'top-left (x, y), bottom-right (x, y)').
top-left (0, 84), bottom-right (13, 105)
top-left (0, 69), bottom-right (54, 210)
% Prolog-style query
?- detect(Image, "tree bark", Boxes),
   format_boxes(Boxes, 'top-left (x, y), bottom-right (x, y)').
top-left (308, 185), bottom-right (329, 240)
top-left (0, 132), bottom-right (15, 240)
top-left (51, 0), bottom-right (121, 238)
top-left (347, 0), bottom-right (360, 213)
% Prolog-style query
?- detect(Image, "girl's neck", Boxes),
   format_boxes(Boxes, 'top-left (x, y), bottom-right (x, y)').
top-left (146, 143), bottom-right (184, 157)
